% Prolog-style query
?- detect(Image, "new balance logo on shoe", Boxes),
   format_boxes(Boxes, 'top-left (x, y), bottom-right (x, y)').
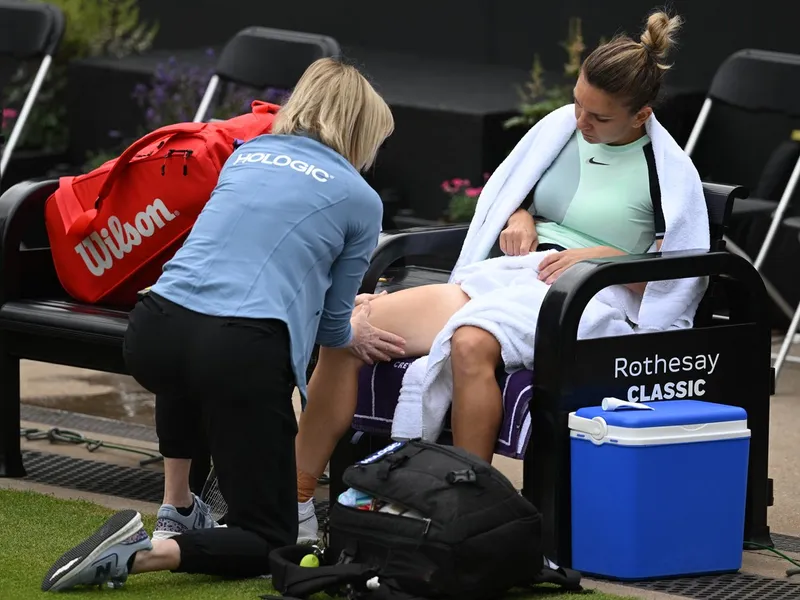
top-left (74, 198), bottom-right (178, 277)
top-left (232, 152), bottom-right (334, 183)
top-left (94, 562), bottom-right (112, 582)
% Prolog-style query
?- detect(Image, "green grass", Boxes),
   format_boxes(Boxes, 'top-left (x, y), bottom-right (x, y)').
top-left (0, 489), bottom-right (633, 600)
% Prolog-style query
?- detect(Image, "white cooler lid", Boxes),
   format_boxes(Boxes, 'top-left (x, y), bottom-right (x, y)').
top-left (569, 400), bottom-right (750, 446)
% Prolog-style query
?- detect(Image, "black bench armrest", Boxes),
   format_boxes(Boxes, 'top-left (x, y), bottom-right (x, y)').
top-left (0, 179), bottom-right (61, 302)
top-left (359, 224), bottom-right (469, 293)
top-left (533, 249), bottom-right (770, 409)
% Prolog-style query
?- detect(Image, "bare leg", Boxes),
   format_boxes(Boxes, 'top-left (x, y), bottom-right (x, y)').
top-left (296, 284), bottom-right (470, 484)
top-left (162, 458), bottom-right (193, 507)
top-left (131, 539), bottom-right (181, 574)
top-left (450, 326), bottom-right (503, 463)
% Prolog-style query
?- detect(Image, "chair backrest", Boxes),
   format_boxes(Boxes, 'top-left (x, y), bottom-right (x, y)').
top-left (215, 26), bottom-right (341, 90)
top-left (0, 1), bottom-right (64, 90)
top-left (708, 49), bottom-right (800, 117)
top-left (193, 26), bottom-right (341, 123)
top-left (686, 49), bottom-right (800, 190)
top-left (0, 2), bottom-right (65, 181)
top-left (0, 1), bottom-right (64, 59)
top-left (702, 182), bottom-right (748, 249)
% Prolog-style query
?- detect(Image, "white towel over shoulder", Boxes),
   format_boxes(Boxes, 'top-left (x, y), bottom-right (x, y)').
top-left (451, 104), bottom-right (710, 332)
top-left (390, 105), bottom-right (711, 443)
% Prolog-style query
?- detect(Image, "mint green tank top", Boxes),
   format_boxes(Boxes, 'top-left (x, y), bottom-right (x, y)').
top-left (501, 130), bottom-right (664, 256)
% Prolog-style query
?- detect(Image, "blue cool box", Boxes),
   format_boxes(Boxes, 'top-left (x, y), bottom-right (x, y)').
top-left (569, 400), bottom-right (750, 580)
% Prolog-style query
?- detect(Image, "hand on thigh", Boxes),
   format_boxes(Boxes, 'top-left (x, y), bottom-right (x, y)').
top-left (363, 284), bottom-right (470, 357)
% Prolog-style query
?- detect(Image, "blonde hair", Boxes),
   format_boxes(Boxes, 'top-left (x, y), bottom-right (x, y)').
top-left (582, 9), bottom-right (684, 111)
top-left (272, 58), bottom-right (394, 172)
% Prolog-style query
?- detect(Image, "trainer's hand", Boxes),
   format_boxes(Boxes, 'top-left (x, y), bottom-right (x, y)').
top-left (354, 290), bottom-right (387, 306)
top-left (500, 209), bottom-right (538, 256)
top-left (347, 302), bottom-right (406, 364)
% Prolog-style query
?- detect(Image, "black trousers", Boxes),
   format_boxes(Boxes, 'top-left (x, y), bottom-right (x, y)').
top-left (123, 292), bottom-right (298, 577)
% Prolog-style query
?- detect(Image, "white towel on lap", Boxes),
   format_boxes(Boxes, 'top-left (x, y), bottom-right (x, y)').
top-left (390, 105), bottom-right (711, 443)
top-left (391, 252), bottom-right (636, 442)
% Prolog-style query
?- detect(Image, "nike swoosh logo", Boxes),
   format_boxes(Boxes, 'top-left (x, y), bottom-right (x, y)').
top-left (587, 157), bottom-right (609, 165)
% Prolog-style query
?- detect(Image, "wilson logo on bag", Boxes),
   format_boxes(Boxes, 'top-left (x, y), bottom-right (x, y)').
top-left (44, 101), bottom-right (280, 306)
top-left (74, 198), bottom-right (178, 277)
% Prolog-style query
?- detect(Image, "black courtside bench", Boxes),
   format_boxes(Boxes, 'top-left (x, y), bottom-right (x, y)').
top-left (0, 180), bottom-right (130, 477)
top-left (0, 177), bottom-right (776, 568)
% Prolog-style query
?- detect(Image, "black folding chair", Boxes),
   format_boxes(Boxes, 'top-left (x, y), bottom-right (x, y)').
top-left (0, 0), bottom-right (65, 181)
top-left (193, 26), bottom-right (341, 123)
top-left (684, 49), bottom-right (800, 329)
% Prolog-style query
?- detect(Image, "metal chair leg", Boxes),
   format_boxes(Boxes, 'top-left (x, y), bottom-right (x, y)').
top-left (724, 235), bottom-right (795, 320)
top-left (773, 300), bottom-right (800, 381)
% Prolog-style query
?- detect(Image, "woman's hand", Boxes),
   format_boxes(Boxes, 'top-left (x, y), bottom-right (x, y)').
top-left (347, 301), bottom-right (406, 364)
top-left (500, 209), bottom-right (538, 256)
top-left (355, 291), bottom-right (387, 306)
top-left (537, 247), bottom-right (622, 285)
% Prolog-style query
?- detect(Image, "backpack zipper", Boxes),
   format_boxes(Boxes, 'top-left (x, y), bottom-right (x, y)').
top-left (336, 501), bottom-right (432, 536)
top-left (337, 481), bottom-right (434, 535)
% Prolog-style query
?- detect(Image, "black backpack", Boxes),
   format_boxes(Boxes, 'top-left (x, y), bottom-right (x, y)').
top-left (266, 440), bottom-right (581, 600)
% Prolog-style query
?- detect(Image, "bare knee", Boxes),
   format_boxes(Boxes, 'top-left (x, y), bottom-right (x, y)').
top-left (451, 326), bottom-right (501, 377)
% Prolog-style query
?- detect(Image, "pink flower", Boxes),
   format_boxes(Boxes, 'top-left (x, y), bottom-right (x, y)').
top-left (442, 177), bottom-right (480, 196)
top-left (1, 108), bottom-right (17, 130)
top-left (465, 187), bottom-right (482, 198)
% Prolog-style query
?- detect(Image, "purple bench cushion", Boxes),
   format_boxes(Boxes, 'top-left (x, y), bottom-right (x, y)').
top-left (353, 358), bottom-right (534, 459)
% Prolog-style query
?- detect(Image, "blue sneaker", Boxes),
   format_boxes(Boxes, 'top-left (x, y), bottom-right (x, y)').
top-left (152, 493), bottom-right (218, 540)
top-left (41, 510), bottom-right (152, 592)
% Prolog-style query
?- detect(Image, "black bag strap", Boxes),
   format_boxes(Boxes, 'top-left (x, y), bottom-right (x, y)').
top-left (530, 556), bottom-right (582, 591)
top-left (261, 579), bottom-right (427, 600)
top-left (269, 544), bottom-right (380, 599)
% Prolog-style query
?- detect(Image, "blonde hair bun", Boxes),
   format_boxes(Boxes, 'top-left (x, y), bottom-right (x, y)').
top-left (640, 10), bottom-right (683, 68)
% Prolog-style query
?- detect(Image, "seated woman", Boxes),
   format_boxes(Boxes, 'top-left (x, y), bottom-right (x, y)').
top-left (295, 9), bottom-right (705, 541)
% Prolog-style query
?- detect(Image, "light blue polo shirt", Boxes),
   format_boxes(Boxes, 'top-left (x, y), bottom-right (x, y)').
top-left (152, 133), bottom-right (383, 399)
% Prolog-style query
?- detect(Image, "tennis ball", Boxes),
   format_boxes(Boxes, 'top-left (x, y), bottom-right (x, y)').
top-left (300, 554), bottom-right (320, 568)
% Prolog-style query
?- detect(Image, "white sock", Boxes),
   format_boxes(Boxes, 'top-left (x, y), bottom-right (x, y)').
top-left (298, 498), bottom-right (314, 514)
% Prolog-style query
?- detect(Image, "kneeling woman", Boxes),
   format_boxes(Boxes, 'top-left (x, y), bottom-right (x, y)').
top-left (41, 58), bottom-right (403, 592)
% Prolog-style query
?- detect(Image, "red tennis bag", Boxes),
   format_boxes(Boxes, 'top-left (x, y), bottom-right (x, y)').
top-left (45, 101), bottom-right (280, 306)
